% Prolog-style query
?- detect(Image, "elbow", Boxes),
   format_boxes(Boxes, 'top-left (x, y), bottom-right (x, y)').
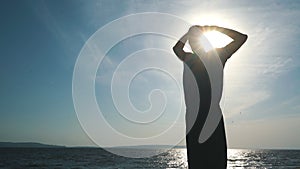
top-left (237, 34), bottom-right (247, 45)
top-left (173, 46), bottom-right (184, 60)
top-left (242, 34), bottom-right (248, 43)
top-left (173, 46), bottom-right (179, 55)
top-left (172, 46), bottom-right (177, 53)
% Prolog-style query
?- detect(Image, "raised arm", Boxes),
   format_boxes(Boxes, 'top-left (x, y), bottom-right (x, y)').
top-left (214, 26), bottom-right (248, 56)
top-left (173, 32), bottom-right (191, 61)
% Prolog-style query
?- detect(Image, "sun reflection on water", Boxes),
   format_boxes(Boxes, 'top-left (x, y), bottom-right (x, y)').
top-left (166, 149), bottom-right (294, 169)
top-left (165, 148), bottom-right (188, 168)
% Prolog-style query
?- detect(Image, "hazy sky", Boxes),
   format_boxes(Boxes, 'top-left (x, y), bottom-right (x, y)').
top-left (1, 0), bottom-right (299, 149)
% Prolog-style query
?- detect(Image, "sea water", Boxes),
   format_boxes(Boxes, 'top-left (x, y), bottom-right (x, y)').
top-left (0, 148), bottom-right (299, 168)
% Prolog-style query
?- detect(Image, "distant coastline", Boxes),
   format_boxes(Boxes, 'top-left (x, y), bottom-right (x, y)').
top-left (0, 142), bottom-right (65, 148)
top-left (1, 142), bottom-right (298, 150)
top-left (0, 142), bottom-right (186, 149)
top-left (107, 145), bottom-right (186, 149)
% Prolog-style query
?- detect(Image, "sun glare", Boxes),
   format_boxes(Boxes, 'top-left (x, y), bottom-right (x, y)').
top-left (200, 31), bottom-right (233, 52)
top-left (186, 14), bottom-right (234, 52)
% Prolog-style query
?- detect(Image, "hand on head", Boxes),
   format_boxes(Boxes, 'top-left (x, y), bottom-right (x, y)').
top-left (188, 25), bottom-right (217, 35)
top-left (188, 25), bottom-right (203, 38)
top-left (188, 25), bottom-right (201, 34)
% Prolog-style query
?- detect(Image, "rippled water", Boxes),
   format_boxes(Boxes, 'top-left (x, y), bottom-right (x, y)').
top-left (0, 148), bottom-right (299, 168)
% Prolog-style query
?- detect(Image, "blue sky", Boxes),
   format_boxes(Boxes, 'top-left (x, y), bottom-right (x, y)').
top-left (0, 0), bottom-right (300, 149)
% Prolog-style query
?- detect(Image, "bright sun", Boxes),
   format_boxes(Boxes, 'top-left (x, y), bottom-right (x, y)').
top-left (200, 31), bottom-right (233, 52)
top-left (186, 13), bottom-right (234, 52)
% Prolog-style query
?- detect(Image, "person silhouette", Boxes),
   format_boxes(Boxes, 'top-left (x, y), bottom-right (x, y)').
top-left (173, 25), bottom-right (247, 169)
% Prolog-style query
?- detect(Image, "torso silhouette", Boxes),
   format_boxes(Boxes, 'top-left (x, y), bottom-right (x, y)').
top-left (174, 26), bottom-right (247, 169)
top-left (183, 50), bottom-right (229, 169)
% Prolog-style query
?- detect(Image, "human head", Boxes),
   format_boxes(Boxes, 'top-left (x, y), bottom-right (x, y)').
top-left (188, 26), bottom-right (205, 53)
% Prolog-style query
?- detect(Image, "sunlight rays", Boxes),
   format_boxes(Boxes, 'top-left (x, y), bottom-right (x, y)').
top-left (200, 31), bottom-right (233, 51)
top-left (184, 13), bottom-right (235, 52)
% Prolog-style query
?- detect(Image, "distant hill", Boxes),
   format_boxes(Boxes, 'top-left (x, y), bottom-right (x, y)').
top-left (108, 145), bottom-right (186, 149)
top-left (0, 142), bottom-right (65, 148)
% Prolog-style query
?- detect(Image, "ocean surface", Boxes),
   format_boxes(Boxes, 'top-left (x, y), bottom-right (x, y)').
top-left (0, 148), bottom-right (299, 168)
